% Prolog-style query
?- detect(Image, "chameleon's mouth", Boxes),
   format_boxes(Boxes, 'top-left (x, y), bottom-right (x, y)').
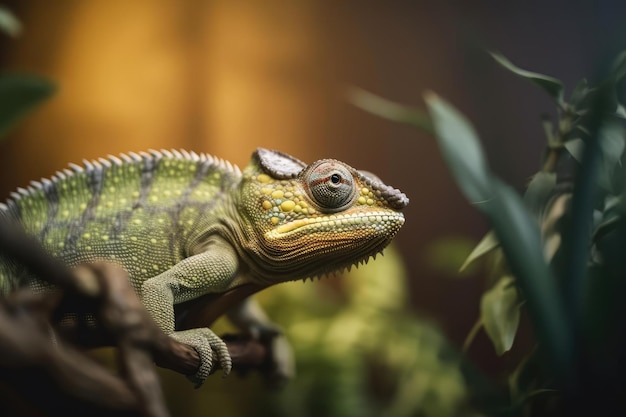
top-left (265, 211), bottom-right (405, 238)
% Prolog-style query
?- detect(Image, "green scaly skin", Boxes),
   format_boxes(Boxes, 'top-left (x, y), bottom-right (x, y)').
top-left (0, 148), bottom-right (408, 385)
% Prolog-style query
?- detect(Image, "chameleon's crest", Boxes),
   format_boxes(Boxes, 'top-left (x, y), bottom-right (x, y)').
top-left (254, 148), bottom-right (306, 179)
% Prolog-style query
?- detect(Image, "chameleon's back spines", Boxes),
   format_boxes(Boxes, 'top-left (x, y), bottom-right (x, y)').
top-left (0, 149), bottom-right (243, 216)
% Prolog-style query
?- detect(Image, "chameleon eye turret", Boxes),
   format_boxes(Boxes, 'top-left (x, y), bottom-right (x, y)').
top-left (303, 160), bottom-right (357, 212)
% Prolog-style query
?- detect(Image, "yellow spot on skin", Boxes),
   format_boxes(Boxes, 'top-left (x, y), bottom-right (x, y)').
top-left (62, 210), bottom-right (69, 217)
top-left (151, 238), bottom-right (157, 244)
top-left (367, 198), bottom-right (374, 205)
top-left (83, 233), bottom-right (91, 239)
top-left (261, 187), bottom-right (272, 195)
top-left (358, 196), bottom-right (367, 204)
top-left (130, 236), bottom-right (138, 241)
top-left (280, 200), bottom-right (296, 212)
top-left (257, 174), bottom-right (271, 183)
top-left (275, 219), bottom-right (307, 234)
top-left (153, 264), bottom-right (159, 270)
top-left (294, 205), bottom-right (302, 212)
top-left (262, 200), bottom-right (272, 210)
top-left (133, 219), bottom-right (142, 225)
top-left (102, 235), bottom-right (109, 241)
top-left (271, 190), bottom-right (284, 199)
top-left (361, 187), bottom-right (369, 195)
top-left (270, 217), bottom-right (280, 225)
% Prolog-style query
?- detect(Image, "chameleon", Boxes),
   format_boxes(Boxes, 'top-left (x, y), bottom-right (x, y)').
top-left (0, 148), bottom-right (408, 384)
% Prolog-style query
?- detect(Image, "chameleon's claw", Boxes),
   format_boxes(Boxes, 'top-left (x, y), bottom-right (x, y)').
top-left (170, 328), bottom-right (232, 386)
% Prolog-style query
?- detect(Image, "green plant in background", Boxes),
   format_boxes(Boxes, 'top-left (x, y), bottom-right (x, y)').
top-left (0, 6), bottom-right (55, 141)
top-left (351, 50), bottom-right (626, 415)
top-left (258, 246), bottom-right (478, 417)
top-left (162, 246), bottom-right (482, 417)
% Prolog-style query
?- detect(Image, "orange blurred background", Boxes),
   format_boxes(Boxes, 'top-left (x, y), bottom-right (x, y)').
top-left (0, 1), bottom-right (619, 375)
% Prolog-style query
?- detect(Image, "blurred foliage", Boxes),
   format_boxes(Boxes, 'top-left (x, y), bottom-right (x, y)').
top-left (352, 50), bottom-right (626, 415)
top-left (0, 74), bottom-right (56, 139)
top-left (0, 6), bottom-right (21, 38)
top-left (0, 8), bottom-right (54, 141)
top-left (424, 236), bottom-right (481, 277)
top-left (159, 246), bottom-right (482, 417)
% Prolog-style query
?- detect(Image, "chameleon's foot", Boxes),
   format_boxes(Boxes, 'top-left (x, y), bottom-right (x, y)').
top-left (170, 328), bottom-right (232, 387)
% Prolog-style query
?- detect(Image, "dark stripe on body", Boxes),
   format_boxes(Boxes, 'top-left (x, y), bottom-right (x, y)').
top-left (169, 158), bottom-right (215, 259)
top-left (40, 180), bottom-right (59, 240)
top-left (134, 153), bottom-right (161, 209)
top-left (111, 210), bottom-right (133, 239)
top-left (64, 160), bottom-right (106, 248)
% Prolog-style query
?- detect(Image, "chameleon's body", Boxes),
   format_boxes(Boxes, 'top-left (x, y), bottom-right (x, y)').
top-left (0, 148), bottom-right (408, 383)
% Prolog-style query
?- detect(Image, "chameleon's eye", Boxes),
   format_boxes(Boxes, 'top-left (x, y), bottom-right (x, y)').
top-left (305, 161), bottom-right (357, 212)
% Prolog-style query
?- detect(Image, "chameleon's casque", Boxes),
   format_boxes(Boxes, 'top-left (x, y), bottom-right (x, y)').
top-left (0, 148), bottom-right (408, 384)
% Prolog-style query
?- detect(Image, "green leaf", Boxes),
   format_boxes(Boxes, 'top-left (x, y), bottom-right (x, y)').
top-left (0, 6), bottom-right (21, 37)
top-left (509, 352), bottom-right (540, 404)
top-left (592, 195), bottom-right (622, 244)
top-left (564, 138), bottom-right (585, 162)
top-left (488, 178), bottom-right (573, 379)
top-left (564, 124), bottom-right (625, 193)
top-left (610, 50), bottom-right (626, 82)
top-left (346, 87), bottom-right (433, 133)
top-left (422, 92), bottom-right (573, 385)
top-left (0, 74), bottom-right (56, 139)
top-left (424, 92), bottom-right (493, 204)
top-left (598, 122), bottom-right (625, 192)
top-left (481, 276), bottom-right (520, 355)
top-left (491, 52), bottom-right (564, 103)
top-left (570, 78), bottom-right (588, 108)
top-left (524, 172), bottom-right (557, 217)
top-left (459, 230), bottom-right (499, 272)
top-left (616, 103), bottom-right (626, 119)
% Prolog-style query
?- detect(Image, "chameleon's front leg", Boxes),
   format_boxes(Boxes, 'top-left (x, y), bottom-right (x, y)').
top-left (140, 239), bottom-right (239, 385)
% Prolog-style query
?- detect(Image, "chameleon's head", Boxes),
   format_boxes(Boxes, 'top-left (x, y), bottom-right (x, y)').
top-left (238, 148), bottom-right (409, 284)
